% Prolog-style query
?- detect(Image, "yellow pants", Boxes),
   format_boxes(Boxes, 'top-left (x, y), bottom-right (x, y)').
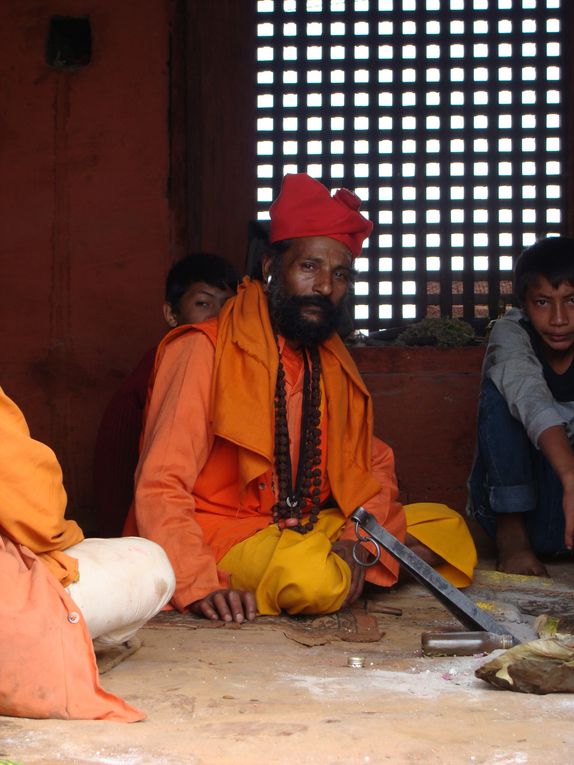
top-left (220, 504), bottom-right (477, 616)
top-left (220, 509), bottom-right (349, 616)
top-left (404, 502), bottom-right (477, 588)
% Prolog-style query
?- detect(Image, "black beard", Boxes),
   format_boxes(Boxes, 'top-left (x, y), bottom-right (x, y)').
top-left (267, 283), bottom-right (344, 347)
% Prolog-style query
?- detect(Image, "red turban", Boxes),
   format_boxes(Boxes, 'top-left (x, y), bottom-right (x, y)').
top-left (269, 174), bottom-right (373, 258)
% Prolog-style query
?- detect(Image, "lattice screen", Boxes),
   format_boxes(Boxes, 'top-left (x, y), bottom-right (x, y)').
top-left (255, 0), bottom-right (565, 334)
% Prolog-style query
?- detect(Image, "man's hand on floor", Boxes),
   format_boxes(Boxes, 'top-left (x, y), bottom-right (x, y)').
top-left (189, 589), bottom-right (257, 623)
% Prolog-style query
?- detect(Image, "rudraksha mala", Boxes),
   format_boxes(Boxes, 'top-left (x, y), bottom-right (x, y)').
top-left (271, 342), bottom-right (323, 533)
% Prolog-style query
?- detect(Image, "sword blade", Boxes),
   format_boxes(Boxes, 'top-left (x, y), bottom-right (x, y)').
top-left (352, 506), bottom-right (519, 643)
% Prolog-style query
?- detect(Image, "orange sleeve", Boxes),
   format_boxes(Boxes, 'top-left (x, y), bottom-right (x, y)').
top-left (339, 435), bottom-right (406, 587)
top-left (134, 333), bottom-right (230, 611)
top-left (0, 387), bottom-right (84, 586)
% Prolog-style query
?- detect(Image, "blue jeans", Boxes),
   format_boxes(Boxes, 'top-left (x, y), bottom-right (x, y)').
top-left (467, 378), bottom-right (567, 556)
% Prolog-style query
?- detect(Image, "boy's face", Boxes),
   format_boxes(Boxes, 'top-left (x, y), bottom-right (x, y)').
top-left (524, 276), bottom-right (574, 355)
top-left (163, 281), bottom-right (234, 327)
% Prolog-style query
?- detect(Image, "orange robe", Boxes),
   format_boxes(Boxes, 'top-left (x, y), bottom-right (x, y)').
top-left (0, 386), bottom-right (84, 585)
top-left (132, 280), bottom-right (405, 611)
top-left (0, 387), bottom-right (143, 721)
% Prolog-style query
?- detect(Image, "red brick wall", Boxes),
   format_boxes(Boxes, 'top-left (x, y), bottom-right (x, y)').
top-left (0, 1), bottom-right (256, 532)
top-left (353, 347), bottom-right (484, 513)
top-left (0, 1), bottom-right (172, 529)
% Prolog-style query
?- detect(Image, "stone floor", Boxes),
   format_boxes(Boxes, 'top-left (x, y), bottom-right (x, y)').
top-left (1, 560), bottom-right (574, 765)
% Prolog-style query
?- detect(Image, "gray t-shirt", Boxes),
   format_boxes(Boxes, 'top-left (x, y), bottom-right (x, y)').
top-left (483, 307), bottom-right (574, 446)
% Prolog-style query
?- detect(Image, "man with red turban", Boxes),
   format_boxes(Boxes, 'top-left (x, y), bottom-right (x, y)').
top-left (130, 174), bottom-right (476, 622)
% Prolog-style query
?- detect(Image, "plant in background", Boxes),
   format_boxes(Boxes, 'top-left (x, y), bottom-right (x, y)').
top-left (395, 317), bottom-right (476, 348)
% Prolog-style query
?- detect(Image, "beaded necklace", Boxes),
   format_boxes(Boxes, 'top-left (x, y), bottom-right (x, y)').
top-left (271, 342), bottom-right (323, 533)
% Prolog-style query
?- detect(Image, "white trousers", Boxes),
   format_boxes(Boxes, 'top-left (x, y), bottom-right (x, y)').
top-left (65, 536), bottom-right (175, 646)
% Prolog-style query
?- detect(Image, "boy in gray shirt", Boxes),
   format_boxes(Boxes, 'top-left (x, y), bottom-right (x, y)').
top-left (468, 236), bottom-right (574, 576)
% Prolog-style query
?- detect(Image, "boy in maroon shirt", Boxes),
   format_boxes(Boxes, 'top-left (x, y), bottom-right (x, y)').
top-left (93, 253), bottom-right (238, 536)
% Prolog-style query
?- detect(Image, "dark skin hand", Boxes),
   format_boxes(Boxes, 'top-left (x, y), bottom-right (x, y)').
top-left (404, 533), bottom-right (444, 567)
top-left (189, 588), bottom-right (257, 624)
top-left (335, 535), bottom-right (448, 591)
top-left (331, 539), bottom-right (372, 608)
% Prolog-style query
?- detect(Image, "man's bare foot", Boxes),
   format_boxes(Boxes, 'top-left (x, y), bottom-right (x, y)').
top-left (496, 512), bottom-right (549, 577)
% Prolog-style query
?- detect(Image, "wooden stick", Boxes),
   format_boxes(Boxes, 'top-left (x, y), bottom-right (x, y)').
top-left (369, 604), bottom-right (403, 616)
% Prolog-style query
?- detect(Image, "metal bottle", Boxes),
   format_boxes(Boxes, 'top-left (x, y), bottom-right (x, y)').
top-left (421, 630), bottom-right (515, 656)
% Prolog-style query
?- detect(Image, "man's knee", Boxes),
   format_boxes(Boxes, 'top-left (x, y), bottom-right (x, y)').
top-left (123, 536), bottom-right (176, 607)
top-left (66, 536), bottom-right (175, 643)
top-left (274, 561), bottom-right (349, 615)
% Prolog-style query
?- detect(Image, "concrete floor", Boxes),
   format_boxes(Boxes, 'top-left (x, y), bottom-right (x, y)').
top-left (2, 561), bottom-right (574, 765)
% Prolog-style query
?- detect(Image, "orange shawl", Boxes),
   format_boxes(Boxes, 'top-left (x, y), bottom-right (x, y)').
top-left (156, 279), bottom-right (382, 515)
top-left (0, 387), bottom-right (144, 721)
top-left (0, 387), bottom-right (84, 586)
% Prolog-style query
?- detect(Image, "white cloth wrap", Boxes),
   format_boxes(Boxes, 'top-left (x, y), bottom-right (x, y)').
top-left (65, 536), bottom-right (175, 646)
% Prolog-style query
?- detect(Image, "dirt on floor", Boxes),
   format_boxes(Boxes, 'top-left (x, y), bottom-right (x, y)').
top-left (2, 561), bottom-right (574, 765)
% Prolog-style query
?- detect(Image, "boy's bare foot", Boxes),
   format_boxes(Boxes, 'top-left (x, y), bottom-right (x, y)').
top-left (497, 548), bottom-right (549, 577)
top-left (496, 513), bottom-right (549, 577)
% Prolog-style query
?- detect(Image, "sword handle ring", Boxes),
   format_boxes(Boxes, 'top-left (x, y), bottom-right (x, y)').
top-left (352, 522), bottom-right (381, 567)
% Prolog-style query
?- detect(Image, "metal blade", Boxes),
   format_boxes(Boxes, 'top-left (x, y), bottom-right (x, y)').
top-left (352, 506), bottom-right (519, 643)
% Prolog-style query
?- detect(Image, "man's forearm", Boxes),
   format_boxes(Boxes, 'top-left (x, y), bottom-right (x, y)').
top-left (538, 424), bottom-right (574, 488)
top-left (539, 425), bottom-right (574, 550)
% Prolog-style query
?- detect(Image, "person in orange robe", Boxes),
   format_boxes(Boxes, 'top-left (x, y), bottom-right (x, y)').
top-left (93, 252), bottom-right (238, 537)
top-left (0, 386), bottom-right (175, 720)
top-left (131, 173), bottom-right (476, 623)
